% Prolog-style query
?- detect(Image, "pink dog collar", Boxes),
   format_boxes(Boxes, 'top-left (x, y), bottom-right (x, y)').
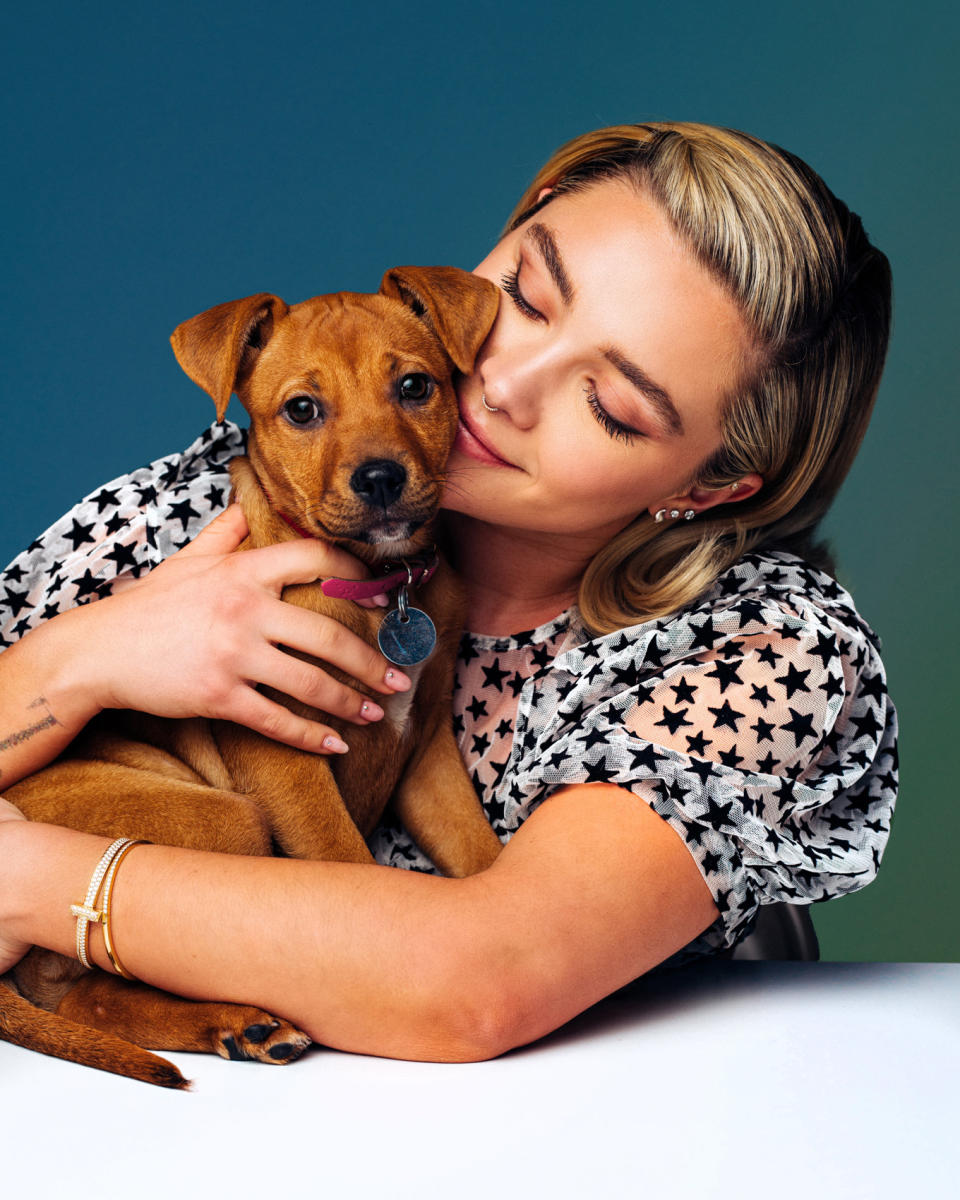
top-left (320, 554), bottom-right (439, 601)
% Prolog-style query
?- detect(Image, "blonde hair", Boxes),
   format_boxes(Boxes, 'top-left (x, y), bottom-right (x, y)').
top-left (504, 123), bottom-right (892, 634)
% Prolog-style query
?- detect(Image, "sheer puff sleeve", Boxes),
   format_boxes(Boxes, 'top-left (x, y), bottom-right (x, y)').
top-left (503, 554), bottom-right (898, 958)
top-left (0, 422), bottom-right (243, 649)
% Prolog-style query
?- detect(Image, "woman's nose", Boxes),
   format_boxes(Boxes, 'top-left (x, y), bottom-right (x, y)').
top-left (479, 330), bottom-right (563, 427)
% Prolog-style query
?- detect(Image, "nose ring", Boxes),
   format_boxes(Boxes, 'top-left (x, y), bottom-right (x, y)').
top-left (481, 393), bottom-right (500, 413)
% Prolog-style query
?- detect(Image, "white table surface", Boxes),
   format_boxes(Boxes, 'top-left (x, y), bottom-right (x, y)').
top-left (1, 962), bottom-right (957, 1199)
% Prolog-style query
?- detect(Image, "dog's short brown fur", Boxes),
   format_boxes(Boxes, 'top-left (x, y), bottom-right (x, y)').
top-left (0, 266), bottom-right (503, 1087)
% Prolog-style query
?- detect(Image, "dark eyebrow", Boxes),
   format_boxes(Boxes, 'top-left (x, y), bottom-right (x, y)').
top-left (526, 220), bottom-right (684, 437)
top-left (527, 222), bottom-right (574, 305)
top-left (603, 347), bottom-right (685, 437)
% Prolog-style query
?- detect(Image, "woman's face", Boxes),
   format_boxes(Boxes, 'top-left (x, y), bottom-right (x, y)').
top-left (443, 178), bottom-right (756, 545)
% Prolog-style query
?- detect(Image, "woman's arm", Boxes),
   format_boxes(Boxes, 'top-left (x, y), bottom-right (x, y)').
top-left (0, 782), bottom-right (718, 1061)
top-left (0, 506), bottom-right (410, 790)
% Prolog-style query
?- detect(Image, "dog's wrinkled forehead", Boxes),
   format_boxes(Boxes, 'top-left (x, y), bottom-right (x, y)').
top-left (262, 292), bottom-right (453, 379)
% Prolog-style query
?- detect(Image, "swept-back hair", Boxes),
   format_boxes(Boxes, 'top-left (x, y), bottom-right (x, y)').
top-left (504, 123), bottom-right (891, 633)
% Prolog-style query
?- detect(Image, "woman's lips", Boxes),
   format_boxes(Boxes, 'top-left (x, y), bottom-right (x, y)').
top-left (455, 404), bottom-right (517, 468)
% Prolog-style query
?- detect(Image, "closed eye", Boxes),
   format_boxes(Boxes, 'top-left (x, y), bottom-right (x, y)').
top-left (500, 264), bottom-right (545, 322)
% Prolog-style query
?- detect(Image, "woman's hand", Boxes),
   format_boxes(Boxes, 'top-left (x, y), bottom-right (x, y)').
top-left (0, 798), bottom-right (30, 974)
top-left (70, 505), bottom-right (411, 755)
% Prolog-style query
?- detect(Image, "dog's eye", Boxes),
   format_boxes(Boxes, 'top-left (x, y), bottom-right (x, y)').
top-left (398, 373), bottom-right (434, 403)
top-left (283, 396), bottom-right (322, 425)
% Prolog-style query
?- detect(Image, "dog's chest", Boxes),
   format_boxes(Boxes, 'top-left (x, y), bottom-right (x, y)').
top-left (381, 660), bottom-right (427, 736)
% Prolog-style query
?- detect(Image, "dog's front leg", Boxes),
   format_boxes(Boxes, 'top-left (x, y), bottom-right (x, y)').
top-left (392, 717), bottom-right (503, 877)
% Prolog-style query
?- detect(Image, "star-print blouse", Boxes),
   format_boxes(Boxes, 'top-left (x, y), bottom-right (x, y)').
top-left (0, 422), bottom-right (898, 962)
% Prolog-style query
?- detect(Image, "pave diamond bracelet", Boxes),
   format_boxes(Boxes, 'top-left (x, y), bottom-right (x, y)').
top-left (70, 838), bottom-right (138, 969)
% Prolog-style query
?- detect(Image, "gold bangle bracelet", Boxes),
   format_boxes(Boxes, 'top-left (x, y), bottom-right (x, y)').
top-left (70, 838), bottom-right (134, 969)
top-left (100, 839), bottom-right (149, 981)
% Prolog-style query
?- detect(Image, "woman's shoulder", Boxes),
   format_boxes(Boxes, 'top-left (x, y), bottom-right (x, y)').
top-left (0, 422), bottom-right (244, 647)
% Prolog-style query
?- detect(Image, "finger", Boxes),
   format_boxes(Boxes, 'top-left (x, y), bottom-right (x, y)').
top-left (260, 604), bottom-right (410, 695)
top-left (227, 687), bottom-right (352, 755)
top-left (252, 645), bottom-right (388, 725)
top-left (178, 504), bottom-right (250, 557)
top-left (241, 537), bottom-right (375, 593)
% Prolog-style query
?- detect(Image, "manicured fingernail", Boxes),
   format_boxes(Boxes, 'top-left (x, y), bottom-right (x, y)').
top-left (360, 701), bottom-right (384, 721)
top-left (322, 735), bottom-right (349, 753)
top-left (384, 669), bottom-right (411, 690)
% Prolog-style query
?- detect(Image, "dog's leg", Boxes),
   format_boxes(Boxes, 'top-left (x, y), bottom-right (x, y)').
top-left (4, 761), bottom-right (272, 855)
top-left (214, 724), bottom-right (378, 863)
top-left (392, 717), bottom-right (503, 877)
top-left (56, 973), bottom-right (311, 1065)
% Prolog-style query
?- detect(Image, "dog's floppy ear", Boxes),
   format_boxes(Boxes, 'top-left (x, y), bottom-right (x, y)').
top-left (379, 267), bottom-right (499, 376)
top-left (170, 294), bottom-right (289, 421)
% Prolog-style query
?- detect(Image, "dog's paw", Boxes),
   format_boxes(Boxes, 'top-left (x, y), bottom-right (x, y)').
top-left (213, 1009), bottom-right (312, 1066)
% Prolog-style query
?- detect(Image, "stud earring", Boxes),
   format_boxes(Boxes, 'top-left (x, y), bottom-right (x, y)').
top-left (669, 509), bottom-right (681, 519)
top-left (683, 509), bottom-right (696, 520)
top-left (729, 482), bottom-right (740, 492)
top-left (654, 509), bottom-right (667, 522)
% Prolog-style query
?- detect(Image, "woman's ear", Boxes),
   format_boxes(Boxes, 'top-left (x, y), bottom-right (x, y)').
top-left (648, 473), bottom-right (763, 520)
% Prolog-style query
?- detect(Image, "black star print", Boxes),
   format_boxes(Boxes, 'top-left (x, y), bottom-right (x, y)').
top-left (717, 639), bottom-right (745, 660)
top-left (465, 696), bottom-right (488, 721)
top-left (708, 698), bottom-right (745, 732)
top-left (749, 683), bottom-right (774, 709)
top-left (204, 484), bottom-right (225, 508)
top-left (91, 486), bottom-right (121, 512)
top-left (685, 729), bottom-right (712, 757)
top-left (755, 750), bottom-right (780, 775)
top-left (579, 725), bottom-right (610, 752)
top-left (135, 484), bottom-right (158, 506)
top-left (506, 672), bottom-right (526, 698)
top-left (72, 569), bottom-right (104, 600)
top-left (774, 662), bottom-right (811, 699)
top-left (628, 743), bottom-right (666, 773)
top-left (102, 511), bottom-right (127, 536)
top-left (849, 707), bottom-right (883, 743)
top-left (756, 644), bottom-right (783, 669)
top-left (529, 644), bottom-right (552, 671)
top-left (809, 630), bottom-right (838, 668)
top-left (718, 745), bottom-right (744, 769)
top-left (669, 676), bottom-right (698, 705)
top-left (584, 755), bottom-right (614, 783)
top-left (471, 733), bottom-right (491, 756)
top-left (611, 661), bottom-right (641, 688)
top-left (3, 564), bottom-right (25, 583)
top-left (655, 706), bottom-right (693, 736)
top-left (750, 715), bottom-right (775, 743)
top-left (459, 637), bottom-right (479, 665)
top-left (103, 542), bottom-right (140, 573)
top-left (701, 849), bottom-right (723, 875)
top-left (40, 602), bottom-right (60, 620)
top-left (1, 586), bottom-right (29, 616)
top-left (779, 707), bottom-right (817, 748)
top-left (62, 518), bottom-right (96, 551)
top-left (823, 672), bottom-right (844, 701)
top-left (480, 657), bottom-right (510, 691)
top-left (704, 658), bottom-right (744, 693)
top-left (160, 461), bottom-right (181, 487)
top-left (494, 718), bottom-right (514, 739)
top-left (688, 617), bottom-right (716, 652)
top-left (859, 671), bottom-right (886, 704)
top-left (687, 758), bottom-right (714, 785)
top-left (167, 498), bottom-right (202, 532)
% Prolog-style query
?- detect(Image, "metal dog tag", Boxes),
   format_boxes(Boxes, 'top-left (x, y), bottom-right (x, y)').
top-left (378, 585), bottom-right (437, 666)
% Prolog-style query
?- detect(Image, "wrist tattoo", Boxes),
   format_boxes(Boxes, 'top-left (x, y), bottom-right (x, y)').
top-left (0, 696), bottom-right (62, 754)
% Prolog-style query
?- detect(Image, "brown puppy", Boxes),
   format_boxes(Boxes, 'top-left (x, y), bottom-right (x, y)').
top-left (0, 266), bottom-right (503, 1088)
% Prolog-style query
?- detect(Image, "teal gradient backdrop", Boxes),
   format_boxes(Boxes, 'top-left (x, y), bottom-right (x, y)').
top-left (2, 1), bottom-right (957, 959)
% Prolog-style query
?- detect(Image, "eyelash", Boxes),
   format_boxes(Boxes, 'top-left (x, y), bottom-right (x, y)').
top-left (500, 262), bottom-right (643, 445)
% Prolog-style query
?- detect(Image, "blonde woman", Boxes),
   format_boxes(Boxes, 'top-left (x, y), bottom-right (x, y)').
top-left (0, 123), bottom-right (896, 1061)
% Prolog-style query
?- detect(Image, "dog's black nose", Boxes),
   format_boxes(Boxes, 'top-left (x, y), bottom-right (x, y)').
top-left (350, 459), bottom-right (407, 509)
